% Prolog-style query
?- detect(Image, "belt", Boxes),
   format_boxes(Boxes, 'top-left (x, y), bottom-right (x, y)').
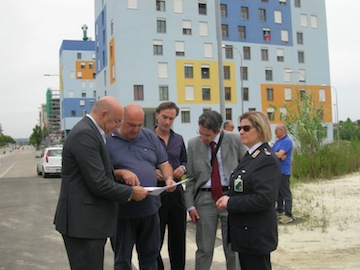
top-left (201, 186), bottom-right (229, 192)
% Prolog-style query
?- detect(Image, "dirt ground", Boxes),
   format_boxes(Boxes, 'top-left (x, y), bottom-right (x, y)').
top-left (272, 173), bottom-right (360, 270)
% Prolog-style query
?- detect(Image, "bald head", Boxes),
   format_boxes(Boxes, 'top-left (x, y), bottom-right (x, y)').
top-left (275, 123), bottom-right (287, 139)
top-left (118, 104), bottom-right (144, 141)
top-left (90, 96), bottom-right (124, 135)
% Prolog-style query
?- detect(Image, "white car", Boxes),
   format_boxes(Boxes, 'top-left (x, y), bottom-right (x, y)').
top-left (36, 147), bottom-right (62, 178)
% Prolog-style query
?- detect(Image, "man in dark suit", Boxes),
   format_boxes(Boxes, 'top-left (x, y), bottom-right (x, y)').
top-left (185, 110), bottom-right (247, 270)
top-left (54, 96), bottom-right (148, 270)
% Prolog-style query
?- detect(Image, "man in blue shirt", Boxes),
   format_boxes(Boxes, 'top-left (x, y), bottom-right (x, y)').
top-left (154, 102), bottom-right (187, 270)
top-left (106, 103), bottom-right (176, 270)
top-left (273, 123), bottom-right (294, 224)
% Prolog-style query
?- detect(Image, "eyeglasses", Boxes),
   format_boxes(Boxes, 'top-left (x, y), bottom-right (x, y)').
top-left (107, 112), bottom-right (123, 126)
top-left (196, 130), bottom-right (213, 139)
top-left (237, 125), bottom-right (253, 132)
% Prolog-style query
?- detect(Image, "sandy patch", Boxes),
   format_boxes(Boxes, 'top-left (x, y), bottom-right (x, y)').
top-left (272, 173), bottom-right (360, 269)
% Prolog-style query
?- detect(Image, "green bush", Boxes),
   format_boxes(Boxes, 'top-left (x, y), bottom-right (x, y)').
top-left (292, 140), bottom-right (360, 181)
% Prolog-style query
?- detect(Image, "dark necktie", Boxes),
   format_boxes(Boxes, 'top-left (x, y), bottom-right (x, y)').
top-left (210, 141), bottom-right (222, 201)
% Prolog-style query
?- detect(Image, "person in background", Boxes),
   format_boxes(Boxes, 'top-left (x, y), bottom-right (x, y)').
top-left (273, 123), bottom-right (294, 224)
top-left (106, 103), bottom-right (176, 270)
top-left (154, 101), bottom-right (187, 270)
top-left (223, 120), bottom-right (235, 132)
top-left (216, 111), bottom-right (281, 270)
top-left (54, 97), bottom-right (148, 270)
top-left (185, 110), bottom-right (247, 270)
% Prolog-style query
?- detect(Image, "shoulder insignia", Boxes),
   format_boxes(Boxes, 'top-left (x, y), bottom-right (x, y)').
top-left (264, 148), bottom-right (271, 156)
top-left (251, 149), bottom-right (260, 158)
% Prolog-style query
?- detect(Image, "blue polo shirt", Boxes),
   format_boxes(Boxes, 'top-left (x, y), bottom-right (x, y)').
top-left (106, 128), bottom-right (168, 218)
top-left (272, 134), bottom-right (293, 175)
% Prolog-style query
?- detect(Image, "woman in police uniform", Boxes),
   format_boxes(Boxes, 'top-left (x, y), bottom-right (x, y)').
top-left (216, 111), bottom-right (281, 270)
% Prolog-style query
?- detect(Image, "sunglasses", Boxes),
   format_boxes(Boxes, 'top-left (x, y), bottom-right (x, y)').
top-left (237, 125), bottom-right (253, 132)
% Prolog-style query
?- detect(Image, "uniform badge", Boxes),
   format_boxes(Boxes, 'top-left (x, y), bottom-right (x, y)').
top-left (264, 148), bottom-right (271, 156)
top-left (234, 175), bottom-right (243, 192)
top-left (251, 150), bottom-right (260, 158)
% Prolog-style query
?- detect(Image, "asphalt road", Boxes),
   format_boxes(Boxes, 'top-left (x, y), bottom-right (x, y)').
top-left (0, 148), bottom-right (230, 270)
top-left (0, 147), bottom-right (289, 270)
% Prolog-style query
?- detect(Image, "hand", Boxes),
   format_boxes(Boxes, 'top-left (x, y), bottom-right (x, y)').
top-left (173, 166), bottom-right (185, 180)
top-left (131, 186), bottom-right (149, 201)
top-left (156, 169), bottom-right (164, 181)
top-left (188, 209), bottom-right (200, 224)
top-left (115, 169), bottom-right (140, 186)
top-left (216, 195), bottom-right (230, 210)
top-left (165, 178), bottom-right (176, 192)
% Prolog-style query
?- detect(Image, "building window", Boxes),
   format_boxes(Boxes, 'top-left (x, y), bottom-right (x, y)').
top-left (159, 85), bottom-right (169, 101)
top-left (295, 0), bottom-right (301, 8)
top-left (174, 0), bottom-right (183, 13)
top-left (185, 86), bottom-right (194, 101)
top-left (93, 90), bottom-right (96, 98)
top-left (128, 0), bottom-right (138, 9)
top-left (319, 89), bottom-right (326, 102)
top-left (241, 7), bottom-right (249, 20)
top-left (90, 100), bottom-right (95, 107)
top-left (82, 110), bottom-right (87, 117)
top-left (204, 43), bottom-right (213, 58)
top-left (157, 18), bottom-right (166, 33)
top-left (134, 85), bottom-right (144, 101)
top-left (301, 14), bottom-right (307, 27)
top-left (77, 53), bottom-right (82, 59)
top-left (89, 62), bottom-right (94, 69)
top-left (81, 82), bottom-right (86, 88)
top-left (182, 20), bottom-right (192, 35)
top-left (199, 21), bottom-right (208, 36)
top-left (184, 65), bottom-right (193, 78)
top-left (80, 100), bottom-right (85, 106)
top-left (199, 2), bottom-right (207, 15)
top-left (238, 26), bottom-right (246, 40)
top-left (298, 51), bottom-right (305, 63)
top-left (266, 88), bottom-right (274, 101)
top-left (243, 46), bottom-right (251, 60)
top-left (110, 20), bottom-right (114, 36)
top-left (241, 66), bottom-right (248, 81)
top-left (77, 72), bottom-right (82, 78)
top-left (81, 62), bottom-right (86, 69)
top-left (225, 87), bottom-right (231, 101)
top-left (265, 68), bottom-right (273, 81)
top-left (277, 48), bottom-right (284, 62)
top-left (201, 66), bottom-right (210, 79)
top-left (224, 46), bottom-right (233, 59)
top-left (181, 109), bottom-right (190, 123)
top-left (300, 89), bottom-right (306, 101)
top-left (297, 32), bottom-right (304, 44)
top-left (263, 29), bottom-right (271, 42)
top-left (156, 0), bottom-right (165, 11)
top-left (261, 48), bottom-right (269, 61)
top-left (202, 87), bottom-right (211, 100)
top-left (279, 0), bottom-right (286, 5)
top-left (259, 8), bottom-right (266, 22)
top-left (317, 108), bottom-right (324, 120)
top-left (243, 87), bottom-right (249, 101)
top-left (267, 108), bottom-right (275, 121)
top-left (284, 88), bottom-right (292, 101)
top-left (153, 40), bottom-right (163, 55)
top-left (71, 110), bottom-right (76, 117)
top-left (226, 108), bottom-right (232, 120)
top-left (220, 4), bottom-right (227, 18)
top-left (310, 15), bottom-right (318, 28)
top-left (281, 30), bottom-right (289, 43)
top-left (222, 24), bottom-right (228, 38)
top-left (274, 10), bottom-right (282, 24)
top-left (224, 66), bottom-right (230, 80)
top-left (158, 62), bottom-right (168, 78)
top-left (175, 41), bottom-right (185, 56)
top-left (261, 0), bottom-right (268, 2)
top-left (81, 90), bottom-right (86, 97)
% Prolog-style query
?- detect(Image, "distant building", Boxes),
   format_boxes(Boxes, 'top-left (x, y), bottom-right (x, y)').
top-left (93, 0), bottom-right (332, 144)
top-left (59, 39), bottom-right (96, 140)
top-left (45, 88), bottom-right (61, 144)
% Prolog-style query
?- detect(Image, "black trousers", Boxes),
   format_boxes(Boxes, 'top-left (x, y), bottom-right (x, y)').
top-left (238, 252), bottom-right (272, 270)
top-left (62, 235), bottom-right (107, 270)
top-left (276, 174), bottom-right (293, 217)
top-left (157, 185), bottom-right (186, 270)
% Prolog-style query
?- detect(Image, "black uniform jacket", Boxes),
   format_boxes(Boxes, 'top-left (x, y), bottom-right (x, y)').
top-left (227, 142), bottom-right (281, 255)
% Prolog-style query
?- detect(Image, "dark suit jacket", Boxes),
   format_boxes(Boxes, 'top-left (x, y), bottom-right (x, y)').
top-left (185, 131), bottom-right (247, 209)
top-left (54, 116), bottom-right (132, 239)
top-left (227, 143), bottom-right (281, 255)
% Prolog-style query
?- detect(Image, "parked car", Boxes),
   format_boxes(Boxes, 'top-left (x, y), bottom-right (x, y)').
top-left (36, 147), bottom-right (62, 178)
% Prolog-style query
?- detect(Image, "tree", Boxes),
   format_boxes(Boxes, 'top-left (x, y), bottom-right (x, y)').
top-left (272, 91), bottom-right (327, 179)
top-left (339, 118), bottom-right (360, 141)
top-left (0, 134), bottom-right (15, 147)
top-left (29, 125), bottom-right (47, 150)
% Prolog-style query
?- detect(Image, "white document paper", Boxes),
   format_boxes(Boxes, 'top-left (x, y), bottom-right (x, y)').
top-left (145, 179), bottom-right (188, 196)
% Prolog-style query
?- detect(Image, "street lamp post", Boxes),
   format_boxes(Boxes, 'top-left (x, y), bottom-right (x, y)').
top-left (222, 44), bottom-right (244, 114)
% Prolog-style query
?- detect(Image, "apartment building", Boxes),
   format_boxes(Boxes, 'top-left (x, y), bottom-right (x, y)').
top-left (59, 39), bottom-right (97, 139)
top-left (94, 0), bottom-right (332, 144)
